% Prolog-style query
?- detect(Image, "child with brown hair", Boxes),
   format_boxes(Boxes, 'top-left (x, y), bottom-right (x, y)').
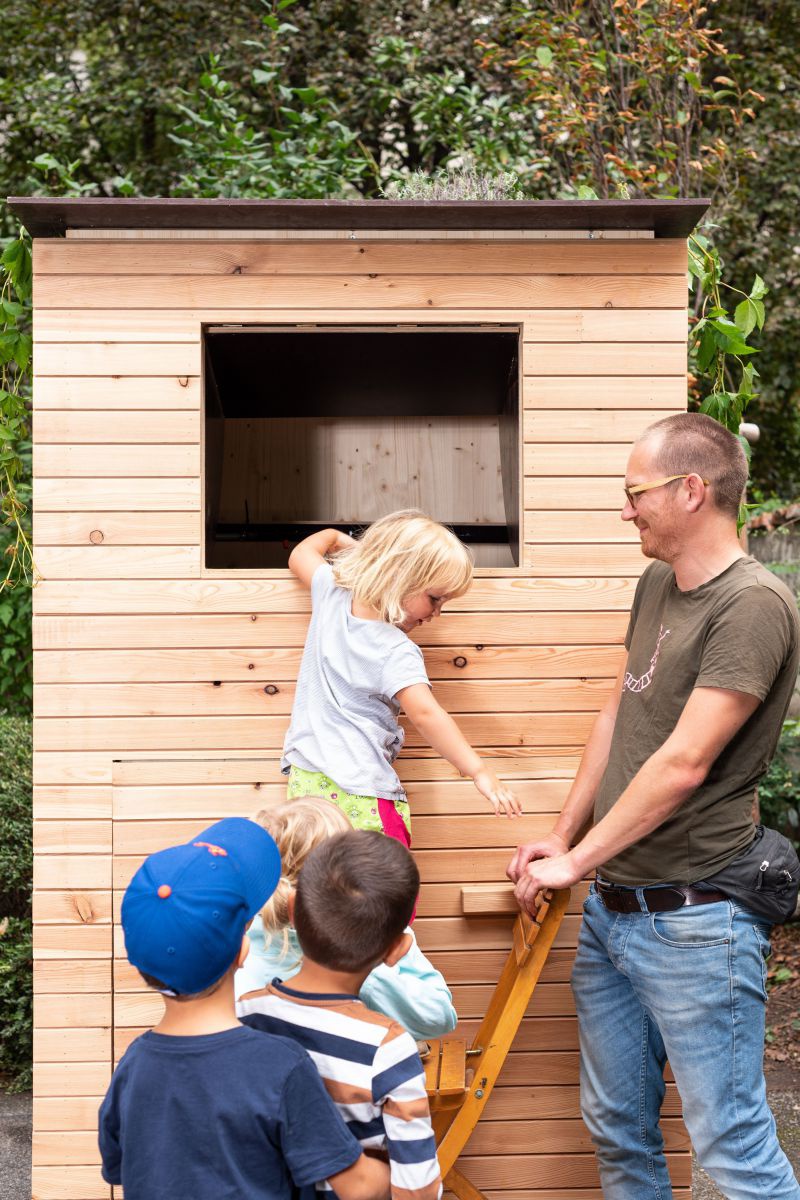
top-left (238, 829), bottom-right (442, 1200)
top-left (235, 795), bottom-right (457, 1042)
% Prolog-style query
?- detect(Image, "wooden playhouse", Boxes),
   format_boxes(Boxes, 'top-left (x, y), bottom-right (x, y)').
top-left (14, 195), bottom-right (707, 1200)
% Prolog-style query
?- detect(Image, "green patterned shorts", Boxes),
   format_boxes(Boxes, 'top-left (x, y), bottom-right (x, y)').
top-left (286, 765), bottom-right (411, 843)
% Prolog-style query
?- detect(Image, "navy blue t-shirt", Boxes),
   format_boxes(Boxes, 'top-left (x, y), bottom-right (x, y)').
top-left (98, 1025), bottom-right (361, 1200)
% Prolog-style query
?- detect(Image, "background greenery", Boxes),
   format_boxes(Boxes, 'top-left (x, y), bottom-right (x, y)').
top-left (0, 715), bottom-right (32, 1090)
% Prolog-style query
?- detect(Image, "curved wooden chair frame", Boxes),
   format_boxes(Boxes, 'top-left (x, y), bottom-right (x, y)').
top-left (423, 887), bottom-right (571, 1200)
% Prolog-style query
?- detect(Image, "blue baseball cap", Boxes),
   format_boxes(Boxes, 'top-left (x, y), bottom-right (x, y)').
top-left (122, 817), bottom-right (281, 996)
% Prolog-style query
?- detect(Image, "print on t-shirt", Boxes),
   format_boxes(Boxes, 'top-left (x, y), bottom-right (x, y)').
top-left (624, 623), bottom-right (670, 694)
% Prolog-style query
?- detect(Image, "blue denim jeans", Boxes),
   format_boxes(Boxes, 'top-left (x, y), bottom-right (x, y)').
top-left (571, 884), bottom-right (800, 1199)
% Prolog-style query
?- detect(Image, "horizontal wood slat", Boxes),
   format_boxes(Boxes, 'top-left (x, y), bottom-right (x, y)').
top-left (523, 409), bottom-right (671, 442)
top-left (36, 678), bottom-right (612, 718)
top-left (33, 712), bottom-right (598, 750)
top-left (522, 544), bottom-right (644, 576)
top-left (524, 476), bottom-right (627, 509)
top-left (34, 238), bottom-right (688, 276)
top-left (34, 546), bottom-right (200, 579)
top-left (35, 342), bottom-right (200, 376)
top-left (34, 749), bottom-right (583, 789)
top-left (108, 813), bottom-right (555, 856)
top-left (34, 512), bottom-right (200, 546)
top-left (34, 375), bottom-right (199, 408)
top-left (32, 576), bottom-right (636, 615)
top-left (34, 444), bottom-right (198, 477)
top-left (524, 443), bottom-right (630, 475)
top-left (33, 611), bottom-right (630, 649)
top-left (33, 476), bottom-right (200, 511)
top-left (34, 644), bottom-right (624, 682)
top-left (107, 779), bottom-right (572, 821)
top-left (30, 1165), bottom-right (108, 1198)
top-left (522, 342), bottom-right (686, 375)
top-left (33, 306), bottom-right (687, 346)
top-left (524, 512), bottom-right (635, 543)
top-left (34, 410), bottom-right (198, 443)
top-left (34, 273), bottom-right (688, 310)
top-left (521, 376), bottom-right (686, 410)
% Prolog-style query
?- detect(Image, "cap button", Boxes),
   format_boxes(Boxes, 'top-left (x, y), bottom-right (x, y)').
top-left (157, 884), bottom-right (172, 899)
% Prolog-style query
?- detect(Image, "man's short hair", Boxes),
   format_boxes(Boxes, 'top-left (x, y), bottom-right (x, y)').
top-left (294, 830), bottom-right (419, 973)
top-left (639, 412), bottom-right (748, 518)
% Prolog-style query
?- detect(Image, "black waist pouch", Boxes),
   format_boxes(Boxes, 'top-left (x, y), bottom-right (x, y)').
top-left (704, 824), bottom-right (800, 924)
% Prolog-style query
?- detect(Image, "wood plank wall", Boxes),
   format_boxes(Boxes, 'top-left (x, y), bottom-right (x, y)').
top-left (31, 236), bottom-right (691, 1200)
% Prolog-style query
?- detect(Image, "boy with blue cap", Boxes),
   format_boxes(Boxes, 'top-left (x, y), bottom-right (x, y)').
top-left (99, 817), bottom-right (390, 1200)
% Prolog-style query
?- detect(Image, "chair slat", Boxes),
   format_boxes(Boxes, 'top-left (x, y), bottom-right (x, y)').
top-left (423, 1040), bottom-right (442, 1094)
top-left (439, 1039), bottom-right (467, 1095)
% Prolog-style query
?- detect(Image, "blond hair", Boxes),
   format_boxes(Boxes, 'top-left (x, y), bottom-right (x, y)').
top-left (253, 796), bottom-right (351, 956)
top-left (331, 509), bottom-right (474, 626)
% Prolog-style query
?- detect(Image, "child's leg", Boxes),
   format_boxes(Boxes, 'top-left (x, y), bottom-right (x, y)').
top-left (377, 798), bottom-right (412, 849)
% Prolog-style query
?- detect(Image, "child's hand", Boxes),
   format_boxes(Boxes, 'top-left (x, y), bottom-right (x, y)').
top-left (473, 768), bottom-right (522, 817)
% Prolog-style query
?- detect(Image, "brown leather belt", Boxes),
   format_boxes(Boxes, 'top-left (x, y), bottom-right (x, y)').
top-left (597, 880), bottom-right (728, 914)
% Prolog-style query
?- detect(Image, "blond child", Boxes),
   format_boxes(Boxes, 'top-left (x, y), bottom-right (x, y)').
top-left (281, 509), bottom-right (520, 848)
top-left (235, 795), bottom-right (457, 1042)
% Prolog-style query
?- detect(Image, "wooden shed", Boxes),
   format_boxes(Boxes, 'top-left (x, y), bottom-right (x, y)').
top-left (13, 195), bottom-right (707, 1200)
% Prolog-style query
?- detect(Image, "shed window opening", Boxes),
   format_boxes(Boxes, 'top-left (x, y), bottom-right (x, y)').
top-left (204, 325), bottom-right (521, 569)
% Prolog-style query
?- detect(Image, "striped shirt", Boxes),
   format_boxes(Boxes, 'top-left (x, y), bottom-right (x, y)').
top-left (238, 982), bottom-right (442, 1200)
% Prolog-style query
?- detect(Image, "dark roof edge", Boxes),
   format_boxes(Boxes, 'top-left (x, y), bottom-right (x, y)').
top-left (7, 197), bottom-right (710, 239)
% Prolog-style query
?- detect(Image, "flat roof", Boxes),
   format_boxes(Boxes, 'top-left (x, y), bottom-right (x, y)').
top-left (7, 196), bottom-right (708, 239)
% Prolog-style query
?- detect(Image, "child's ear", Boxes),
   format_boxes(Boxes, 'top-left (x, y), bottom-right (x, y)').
top-left (382, 931), bottom-right (412, 968)
top-left (237, 934), bottom-right (250, 968)
top-left (287, 889), bottom-right (297, 924)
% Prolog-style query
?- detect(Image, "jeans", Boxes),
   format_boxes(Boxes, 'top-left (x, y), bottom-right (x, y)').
top-left (571, 884), bottom-right (800, 1199)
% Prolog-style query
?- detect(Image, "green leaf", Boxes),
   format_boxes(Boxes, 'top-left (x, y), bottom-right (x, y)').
top-left (536, 46), bottom-right (553, 68)
top-left (734, 298), bottom-right (757, 338)
top-left (750, 274), bottom-right (768, 300)
top-left (696, 327), bottom-right (717, 372)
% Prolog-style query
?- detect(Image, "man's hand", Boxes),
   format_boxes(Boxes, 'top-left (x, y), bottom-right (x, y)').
top-left (514, 852), bottom-right (583, 915)
top-left (473, 767), bottom-right (522, 817)
top-left (506, 832), bottom-right (569, 882)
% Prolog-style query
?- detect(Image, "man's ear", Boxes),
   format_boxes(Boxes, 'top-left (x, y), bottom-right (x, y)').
top-left (382, 930), bottom-right (412, 968)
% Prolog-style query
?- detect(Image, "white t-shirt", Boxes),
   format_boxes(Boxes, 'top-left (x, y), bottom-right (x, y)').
top-left (280, 563), bottom-right (430, 800)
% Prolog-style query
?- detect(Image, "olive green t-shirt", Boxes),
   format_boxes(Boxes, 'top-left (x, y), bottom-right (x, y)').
top-left (595, 556), bottom-right (800, 885)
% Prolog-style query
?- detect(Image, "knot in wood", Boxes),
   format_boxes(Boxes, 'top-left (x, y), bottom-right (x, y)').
top-left (73, 895), bottom-right (95, 923)
top-left (89, 530), bottom-right (104, 544)
top-left (264, 684), bottom-right (279, 696)
top-left (453, 655), bottom-right (468, 669)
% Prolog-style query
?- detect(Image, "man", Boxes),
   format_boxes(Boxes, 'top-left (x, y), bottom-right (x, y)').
top-left (508, 413), bottom-right (800, 1199)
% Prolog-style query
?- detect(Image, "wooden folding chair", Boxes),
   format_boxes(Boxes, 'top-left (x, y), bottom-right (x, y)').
top-left (423, 887), bottom-right (571, 1200)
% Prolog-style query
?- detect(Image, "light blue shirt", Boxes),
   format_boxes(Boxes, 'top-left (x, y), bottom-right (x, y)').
top-left (281, 563), bottom-right (430, 801)
top-left (236, 915), bottom-right (457, 1042)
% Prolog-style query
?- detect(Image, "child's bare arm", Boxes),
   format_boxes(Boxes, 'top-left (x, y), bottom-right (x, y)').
top-left (328, 1151), bottom-right (391, 1200)
top-left (397, 683), bottom-right (521, 817)
top-left (288, 528), bottom-right (357, 588)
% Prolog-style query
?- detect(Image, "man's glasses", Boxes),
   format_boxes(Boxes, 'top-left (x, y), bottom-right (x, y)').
top-left (624, 474), bottom-right (710, 508)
